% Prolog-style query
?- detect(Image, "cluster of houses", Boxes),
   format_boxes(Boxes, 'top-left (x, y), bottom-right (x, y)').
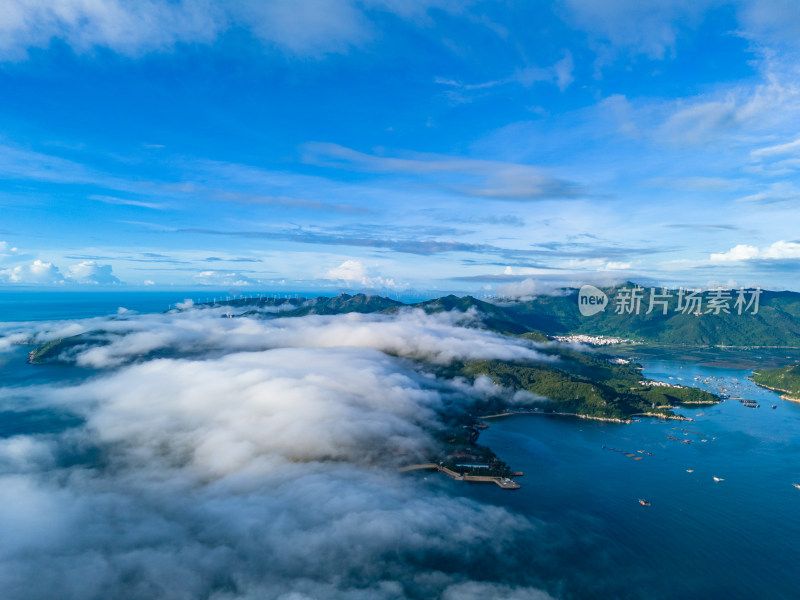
top-left (551, 334), bottom-right (635, 346)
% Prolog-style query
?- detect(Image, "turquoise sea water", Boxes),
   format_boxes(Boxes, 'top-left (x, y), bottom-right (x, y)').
top-left (459, 360), bottom-right (800, 599)
top-left (0, 290), bottom-right (433, 323)
top-left (0, 290), bottom-right (203, 322)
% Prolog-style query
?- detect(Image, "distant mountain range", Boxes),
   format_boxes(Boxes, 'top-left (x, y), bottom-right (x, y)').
top-left (212, 284), bottom-right (800, 347)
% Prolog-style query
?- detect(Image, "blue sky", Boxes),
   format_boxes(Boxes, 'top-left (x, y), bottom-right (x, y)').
top-left (1, 0), bottom-right (800, 294)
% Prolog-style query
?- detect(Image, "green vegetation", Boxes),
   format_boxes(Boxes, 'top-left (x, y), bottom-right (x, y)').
top-left (461, 351), bottom-right (718, 421)
top-left (433, 425), bottom-right (512, 478)
top-left (28, 338), bottom-right (67, 364)
top-left (226, 293), bottom-right (403, 317)
top-left (412, 294), bottom-right (545, 337)
top-left (207, 286), bottom-right (800, 346)
top-left (751, 365), bottom-right (800, 399)
top-left (500, 284), bottom-right (800, 346)
top-left (28, 335), bottom-right (109, 364)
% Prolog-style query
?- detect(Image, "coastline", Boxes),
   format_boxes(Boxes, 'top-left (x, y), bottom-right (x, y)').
top-left (748, 378), bottom-right (800, 403)
top-left (481, 410), bottom-right (632, 424)
top-left (481, 408), bottom-right (696, 423)
top-left (399, 463), bottom-right (520, 489)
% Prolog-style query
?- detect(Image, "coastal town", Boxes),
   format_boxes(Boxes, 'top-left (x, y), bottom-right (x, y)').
top-left (551, 334), bottom-right (636, 346)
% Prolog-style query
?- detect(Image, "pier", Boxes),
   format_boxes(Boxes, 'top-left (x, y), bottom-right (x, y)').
top-left (399, 463), bottom-right (520, 489)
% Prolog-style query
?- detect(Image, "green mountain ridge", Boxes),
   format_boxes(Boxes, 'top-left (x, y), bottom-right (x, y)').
top-left (209, 286), bottom-right (800, 347)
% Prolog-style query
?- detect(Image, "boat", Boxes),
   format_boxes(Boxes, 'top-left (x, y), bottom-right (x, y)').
top-left (686, 469), bottom-right (694, 473)
top-left (713, 476), bottom-right (724, 482)
top-left (638, 499), bottom-right (651, 506)
top-left (793, 484), bottom-right (800, 491)
top-left (772, 405), bottom-right (777, 409)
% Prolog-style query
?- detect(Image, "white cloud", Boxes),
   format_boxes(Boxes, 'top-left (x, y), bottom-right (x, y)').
top-left (303, 143), bottom-right (581, 200)
top-left (751, 137), bottom-right (800, 158)
top-left (0, 249), bottom-right (123, 286)
top-left (0, 0), bottom-right (466, 61)
top-left (558, 0), bottom-right (712, 59)
top-left (66, 260), bottom-right (121, 284)
top-left (440, 51), bottom-right (576, 96)
top-left (28, 306), bottom-right (551, 369)
top-left (604, 261), bottom-right (632, 270)
top-left (735, 0), bottom-right (800, 48)
top-left (231, 0), bottom-right (369, 57)
top-left (658, 96), bottom-right (758, 146)
top-left (0, 259), bottom-right (65, 284)
top-left (325, 259), bottom-right (369, 282)
top-left (495, 278), bottom-right (568, 300)
top-left (193, 271), bottom-right (258, 286)
top-left (710, 240), bottom-right (800, 262)
top-left (553, 51), bottom-right (575, 92)
top-left (92, 195), bottom-right (167, 210)
top-left (0, 0), bottom-right (223, 60)
top-left (709, 244), bottom-right (760, 262)
top-left (737, 181), bottom-right (800, 204)
top-left (322, 259), bottom-right (403, 289)
top-left (0, 306), bottom-right (561, 598)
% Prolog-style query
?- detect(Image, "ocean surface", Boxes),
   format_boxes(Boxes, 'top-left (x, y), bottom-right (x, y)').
top-left (3, 294), bottom-right (800, 599)
top-left (458, 360), bottom-right (800, 599)
top-left (0, 290), bottom-right (209, 322)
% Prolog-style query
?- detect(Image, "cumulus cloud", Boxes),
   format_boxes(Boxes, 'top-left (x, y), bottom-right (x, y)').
top-left (604, 261), bottom-right (632, 270)
top-left (0, 305), bottom-right (561, 599)
top-left (710, 240), bottom-right (800, 263)
top-left (0, 240), bottom-right (18, 255)
top-left (66, 260), bottom-right (121, 284)
top-left (323, 259), bottom-right (403, 289)
top-left (193, 270), bottom-right (259, 286)
top-left (0, 259), bottom-right (65, 284)
top-left (0, 254), bottom-right (122, 286)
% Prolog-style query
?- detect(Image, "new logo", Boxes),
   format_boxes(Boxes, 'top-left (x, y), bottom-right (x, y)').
top-left (578, 285), bottom-right (608, 316)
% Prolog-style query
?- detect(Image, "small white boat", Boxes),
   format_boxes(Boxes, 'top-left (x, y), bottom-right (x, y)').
top-left (686, 469), bottom-right (694, 473)
top-left (713, 476), bottom-right (724, 482)
top-left (793, 483), bottom-right (800, 490)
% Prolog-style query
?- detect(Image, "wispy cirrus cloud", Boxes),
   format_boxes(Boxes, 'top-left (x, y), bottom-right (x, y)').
top-left (91, 195), bottom-right (168, 210)
top-left (303, 142), bottom-right (583, 200)
top-left (434, 50), bottom-right (575, 99)
top-left (179, 225), bottom-right (502, 255)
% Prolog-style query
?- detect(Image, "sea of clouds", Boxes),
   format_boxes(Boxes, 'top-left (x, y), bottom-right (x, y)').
top-left (0, 305), bottom-right (562, 599)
